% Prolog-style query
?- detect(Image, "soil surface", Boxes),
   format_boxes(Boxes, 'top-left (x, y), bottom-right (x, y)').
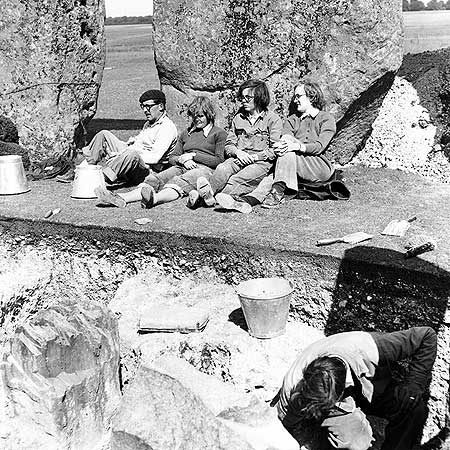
top-left (0, 165), bottom-right (449, 276)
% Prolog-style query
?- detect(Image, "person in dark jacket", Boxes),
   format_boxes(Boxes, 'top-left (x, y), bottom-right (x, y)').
top-left (94, 96), bottom-right (226, 208)
top-left (273, 327), bottom-right (437, 450)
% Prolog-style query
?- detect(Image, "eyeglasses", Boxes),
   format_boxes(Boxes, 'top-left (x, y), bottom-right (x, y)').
top-left (140, 103), bottom-right (159, 111)
top-left (293, 93), bottom-right (307, 101)
top-left (238, 95), bottom-right (254, 102)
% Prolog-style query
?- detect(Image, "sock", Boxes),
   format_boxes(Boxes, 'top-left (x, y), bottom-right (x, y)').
top-left (272, 182), bottom-right (286, 195)
top-left (241, 195), bottom-right (260, 206)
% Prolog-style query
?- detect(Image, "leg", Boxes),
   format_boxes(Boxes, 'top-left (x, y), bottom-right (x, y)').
top-left (222, 161), bottom-right (272, 197)
top-left (208, 159), bottom-right (242, 194)
top-left (144, 166), bottom-right (185, 192)
top-left (364, 384), bottom-right (428, 450)
top-left (243, 174), bottom-right (274, 205)
top-left (105, 148), bottom-right (149, 184)
top-left (273, 152), bottom-right (299, 193)
top-left (166, 165), bottom-right (213, 197)
top-left (83, 130), bottom-right (127, 164)
top-left (295, 154), bottom-right (334, 183)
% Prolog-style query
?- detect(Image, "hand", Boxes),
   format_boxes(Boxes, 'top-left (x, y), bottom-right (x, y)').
top-left (235, 149), bottom-right (254, 166)
top-left (178, 152), bottom-right (196, 165)
top-left (393, 385), bottom-right (422, 417)
top-left (183, 159), bottom-right (197, 170)
top-left (274, 140), bottom-right (301, 156)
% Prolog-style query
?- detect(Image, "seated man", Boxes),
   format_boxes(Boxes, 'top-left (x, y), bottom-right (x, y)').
top-left (80, 89), bottom-right (177, 185)
top-left (273, 327), bottom-right (437, 450)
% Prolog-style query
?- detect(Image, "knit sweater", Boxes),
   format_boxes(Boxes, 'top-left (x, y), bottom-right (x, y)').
top-left (169, 126), bottom-right (227, 169)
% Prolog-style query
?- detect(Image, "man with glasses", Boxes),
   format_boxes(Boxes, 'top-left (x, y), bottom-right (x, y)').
top-left (77, 89), bottom-right (177, 185)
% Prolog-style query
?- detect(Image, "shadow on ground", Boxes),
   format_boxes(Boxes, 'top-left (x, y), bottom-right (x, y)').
top-left (325, 245), bottom-right (450, 448)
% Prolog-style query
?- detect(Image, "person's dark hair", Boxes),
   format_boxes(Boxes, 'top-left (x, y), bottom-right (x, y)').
top-left (237, 79), bottom-right (270, 112)
top-left (290, 356), bottom-right (347, 421)
top-left (187, 96), bottom-right (216, 126)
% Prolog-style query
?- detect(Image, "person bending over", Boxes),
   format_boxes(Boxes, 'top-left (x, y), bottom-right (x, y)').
top-left (260, 81), bottom-right (336, 208)
top-left (187, 79), bottom-right (282, 214)
top-left (94, 96), bottom-right (226, 208)
top-left (273, 327), bottom-right (437, 450)
top-left (80, 89), bottom-right (177, 186)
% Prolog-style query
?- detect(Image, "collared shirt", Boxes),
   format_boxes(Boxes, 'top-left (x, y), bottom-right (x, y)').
top-left (282, 110), bottom-right (336, 156)
top-left (224, 109), bottom-right (283, 161)
top-left (129, 112), bottom-right (178, 165)
top-left (203, 123), bottom-right (213, 138)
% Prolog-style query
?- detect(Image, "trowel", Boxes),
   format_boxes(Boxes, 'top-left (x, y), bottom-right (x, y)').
top-left (381, 216), bottom-right (416, 237)
top-left (316, 231), bottom-right (374, 246)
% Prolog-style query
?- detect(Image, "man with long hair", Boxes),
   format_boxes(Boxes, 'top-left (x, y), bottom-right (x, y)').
top-left (273, 327), bottom-right (437, 450)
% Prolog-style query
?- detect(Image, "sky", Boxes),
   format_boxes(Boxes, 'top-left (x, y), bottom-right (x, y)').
top-left (105, 0), bottom-right (153, 17)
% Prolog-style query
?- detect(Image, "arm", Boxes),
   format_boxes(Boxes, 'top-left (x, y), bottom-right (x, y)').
top-left (134, 121), bottom-right (178, 165)
top-left (373, 326), bottom-right (437, 391)
top-left (169, 132), bottom-right (187, 166)
top-left (224, 121), bottom-right (238, 157)
top-left (193, 128), bottom-right (227, 169)
top-left (253, 113), bottom-right (283, 161)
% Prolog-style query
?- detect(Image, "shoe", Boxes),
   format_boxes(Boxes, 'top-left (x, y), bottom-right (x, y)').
top-left (55, 168), bottom-right (75, 183)
top-left (261, 189), bottom-right (285, 209)
top-left (94, 186), bottom-right (126, 208)
top-left (140, 184), bottom-right (155, 209)
top-left (215, 193), bottom-right (252, 214)
top-left (196, 177), bottom-right (215, 207)
top-left (186, 190), bottom-right (201, 209)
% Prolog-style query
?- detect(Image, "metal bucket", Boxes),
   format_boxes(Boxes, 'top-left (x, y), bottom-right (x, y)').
top-left (0, 155), bottom-right (30, 195)
top-left (71, 164), bottom-right (106, 199)
top-left (237, 277), bottom-right (293, 339)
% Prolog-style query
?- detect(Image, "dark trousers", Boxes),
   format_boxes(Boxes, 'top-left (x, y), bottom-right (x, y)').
top-left (351, 383), bottom-right (427, 450)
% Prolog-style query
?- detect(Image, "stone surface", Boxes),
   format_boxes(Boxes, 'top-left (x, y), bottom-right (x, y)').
top-left (352, 76), bottom-right (450, 183)
top-left (0, 0), bottom-right (106, 164)
top-left (0, 295), bottom-right (121, 450)
top-left (110, 366), bottom-right (254, 450)
top-left (148, 355), bottom-right (252, 416)
top-left (153, 0), bottom-right (403, 162)
top-left (218, 400), bottom-right (300, 450)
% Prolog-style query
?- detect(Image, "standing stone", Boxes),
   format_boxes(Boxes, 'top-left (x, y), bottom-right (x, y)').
top-left (0, 0), bottom-right (106, 163)
top-left (153, 0), bottom-right (403, 162)
top-left (0, 297), bottom-right (121, 450)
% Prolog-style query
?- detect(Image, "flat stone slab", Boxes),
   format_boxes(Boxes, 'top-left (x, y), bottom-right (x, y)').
top-left (0, 166), bottom-right (449, 276)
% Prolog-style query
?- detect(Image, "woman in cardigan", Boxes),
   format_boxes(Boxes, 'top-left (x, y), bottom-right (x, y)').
top-left (94, 96), bottom-right (227, 208)
top-left (260, 81), bottom-right (337, 209)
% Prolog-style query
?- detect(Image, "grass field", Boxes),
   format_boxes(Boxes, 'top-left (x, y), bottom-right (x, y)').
top-left (403, 10), bottom-right (450, 54)
top-left (90, 13), bottom-right (450, 139)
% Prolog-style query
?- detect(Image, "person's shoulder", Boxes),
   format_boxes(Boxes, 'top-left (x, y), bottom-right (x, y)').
top-left (211, 125), bottom-right (227, 136)
top-left (317, 110), bottom-right (336, 123)
top-left (265, 109), bottom-right (282, 121)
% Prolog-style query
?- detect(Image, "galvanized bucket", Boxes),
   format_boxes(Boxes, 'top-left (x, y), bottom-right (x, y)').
top-left (237, 277), bottom-right (293, 339)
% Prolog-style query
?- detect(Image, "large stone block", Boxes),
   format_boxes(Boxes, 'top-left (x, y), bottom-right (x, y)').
top-left (153, 0), bottom-right (403, 162)
top-left (0, 0), bottom-right (106, 164)
top-left (0, 297), bottom-right (121, 450)
top-left (111, 366), bottom-right (255, 450)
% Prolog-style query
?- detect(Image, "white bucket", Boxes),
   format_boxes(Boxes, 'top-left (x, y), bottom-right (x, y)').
top-left (0, 155), bottom-right (30, 195)
top-left (71, 164), bottom-right (106, 199)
